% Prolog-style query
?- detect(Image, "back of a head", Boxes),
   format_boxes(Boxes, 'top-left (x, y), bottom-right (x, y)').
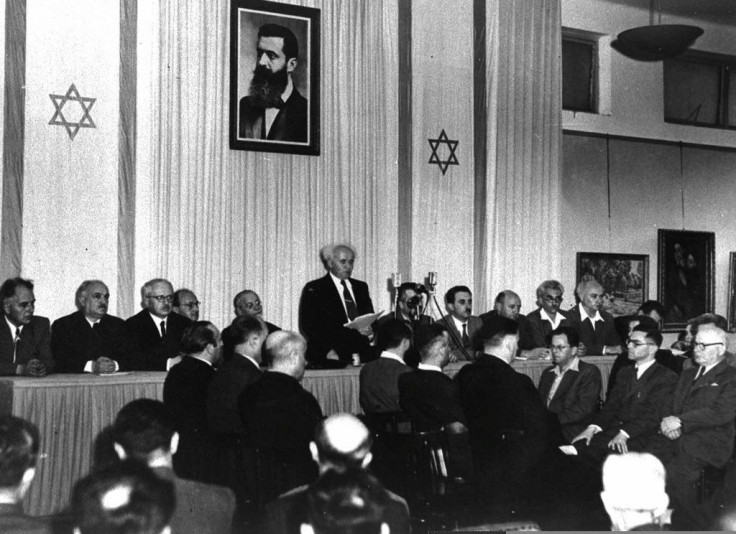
top-left (601, 452), bottom-right (668, 516)
top-left (414, 324), bottom-right (447, 362)
top-left (179, 321), bottom-right (216, 355)
top-left (476, 316), bottom-right (518, 351)
top-left (72, 459), bottom-right (175, 534)
top-left (375, 319), bottom-right (412, 353)
top-left (112, 400), bottom-right (175, 462)
top-left (638, 300), bottom-right (666, 319)
top-left (266, 330), bottom-right (306, 374)
top-left (0, 415), bottom-right (39, 489)
top-left (306, 468), bottom-right (387, 534)
top-left (229, 314), bottom-right (266, 346)
top-left (313, 414), bottom-right (372, 472)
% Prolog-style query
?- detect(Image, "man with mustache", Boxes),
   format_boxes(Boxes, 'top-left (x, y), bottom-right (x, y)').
top-left (238, 23), bottom-right (308, 142)
top-left (52, 279), bottom-right (132, 373)
top-left (125, 278), bottom-right (192, 371)
top-left (0, 277), bottom-right (52, 376)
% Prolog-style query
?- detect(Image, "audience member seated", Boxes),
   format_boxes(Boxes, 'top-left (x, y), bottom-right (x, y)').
top-left (125, 279), bottom-right (192, 371)
top-left (399, 324), bottom-right (472, 481)
top-left (359, 319), bottom-right (412, 414)
top-left (222, 289), bottom-right (280, 361)
top-left (457, 317), bottom-right (550, 516)
top-left (163, 321), bottom-right (222, 484)
top-left (172, 289), bottom-right (200, 322)
top-left (614, 300), bottom-right (666, 344)
top-left (600, 453), bottom-right (671, 531)
top-left (479, 290), bottom-right (524, 325)
top-left (239, 331), bottom-right (323, 501)
top-left (567, 279), bottom-right (622, 356)
top-left (0, 277), bottom-right (52, 376)
top-left (112, 399), bottom-right (235, 534)
top-left (538, 326), bottom-right (602, 444)
top-left (520, 280), bottom-right (569, 356)
top-left (376, 282), bottom-right (433, 366)
top-left (436, 285), bottom-right (480, 362)
top-left (299, 244), bottom-right (375, 364)
top-left (655, 323), bottom-right (736, 530)
top-left (71, 460), bottom-right (175, 534)
top-left (264, 413), bottom-right (410, 534)
top-left (679, 313), bottom-right (736, 370)
top-left (52, 280), bottom-right (130, 374)
top-left (572, 325), bottom-right (677, 465)
top-left (0, 415), bottom-right (49, 534)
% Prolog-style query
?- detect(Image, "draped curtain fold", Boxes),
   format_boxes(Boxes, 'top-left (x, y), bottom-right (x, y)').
top-left (136, 0), bottom-right (399, 329)
top-left (481, 0), bottom-right (562, 307)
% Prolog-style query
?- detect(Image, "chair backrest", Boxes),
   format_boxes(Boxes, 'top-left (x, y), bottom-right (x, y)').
top-left (411, 429), bottom-right (450, 495)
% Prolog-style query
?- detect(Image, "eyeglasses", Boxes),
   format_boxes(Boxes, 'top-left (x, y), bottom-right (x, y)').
top-left (148, 294), bottom-right (174, 303)
top-left (693, 342), bottom-right (724, 351)
top-left (626, 339), bottom-right (654, 347)
top-left (543, 296), bottom-right (563, 304)
top-left (182, 301), bottom-right (200, 308)
top-left (243, 300), bottom-right (261, 309)
top-left (550, 345), bottom-right (570, 352)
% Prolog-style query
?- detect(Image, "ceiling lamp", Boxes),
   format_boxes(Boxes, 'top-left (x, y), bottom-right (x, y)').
top-left (613, 0), bottom-right (703, 61)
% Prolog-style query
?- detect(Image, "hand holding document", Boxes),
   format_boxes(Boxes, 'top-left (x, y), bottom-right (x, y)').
top-left (344, 311), bottom-right (386, 330)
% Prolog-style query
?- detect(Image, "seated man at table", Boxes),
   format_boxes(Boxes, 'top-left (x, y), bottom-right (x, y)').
top-left (112, 399), bottom-right (236, 534)
top-left (359, 319), bottom-right (412, 414)
top-left (51, 280), bottom-right (131, 374)
top-left (567, 279), bottom-right (622, 356)
top-left (437, 285), bottom-right (481, 362)
top-left (538, 326), bottom-right (602, 444)
top-left (0, 415), bottom-right (50, 534)
top-left (521, 280), bottom-right (569, 355)
top-left (239, 331), bottom-right (323, 501)
top-left (125, 279), bottom-right (192, 371)
top-left (221, 289), bottom-right (280, 361)
top-left (71, 460), bottom-right (175, 534)
top-left (0, 277), bottom-right (52, 376)
top-left (172, 288), bottom-right (200, 322)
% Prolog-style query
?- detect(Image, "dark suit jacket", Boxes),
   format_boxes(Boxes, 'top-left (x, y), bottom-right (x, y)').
top-left (238, 87), bottom-right (308, 142)
top-left (399, 368), bottom-right (466, 430)
top-left (670, 359), bottom-right (736, 467)
top-left (51, 311), bottom-right (132, 372)
top-left (521, 308), bottom-right (570, 350)
top-left (124, 310), bottom-right (192, 370)
top-left (538, 359), bottom-right (602, 442)
top-left (153, 467), bottom-right (235, 534)
top-left (0, 503), bottom-right (51, 534)
top-left (0, 316), bottom-right (53, 375)
top-left (373, 310), bottom-right (433, 366)
top-left (206, 354), bottom-right (262, 435)
top-left (436, 315), bottom-right (482, 362)
top-left (359, 356), bottom-right (410, 413)
top-left (221, 320), bottom-right (279, 362)
top-left (264, 481), bottom-right (410, 534)
top-left (567, 306), bottom-right (621, 354)
top-left (299, 274), bottom-right (374, 362)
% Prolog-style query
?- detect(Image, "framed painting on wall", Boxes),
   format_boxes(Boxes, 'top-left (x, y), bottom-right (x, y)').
top-left (728, 252), bottom-right (736, 332)
top-left (576, 252), bottom-right (649, 317)
top-left (229, 0), bottom-right (320, 155)
top-left (657, 229), bottom-right (715, 333)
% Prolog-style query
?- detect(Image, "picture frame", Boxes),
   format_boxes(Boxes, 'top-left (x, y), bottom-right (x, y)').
top-left (657, 229), bottom-right (715, 333)
top-left (229, 0), bottom-right (320, 155)
top-left (576, 252), bottom-right (649, 317)
top-left (728, 252), bottom-right (736, 332)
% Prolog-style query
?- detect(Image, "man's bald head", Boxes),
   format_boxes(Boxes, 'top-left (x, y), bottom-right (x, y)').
top-left (310, 413), bottom-right (373, 474)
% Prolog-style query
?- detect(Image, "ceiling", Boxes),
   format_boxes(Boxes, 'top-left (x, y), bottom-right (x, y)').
top-left (602, 0), bottom-right (736, 25)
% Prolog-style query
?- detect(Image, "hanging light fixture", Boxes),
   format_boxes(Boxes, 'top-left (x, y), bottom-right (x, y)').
top-left (614, 0), bottom-right (703, 61)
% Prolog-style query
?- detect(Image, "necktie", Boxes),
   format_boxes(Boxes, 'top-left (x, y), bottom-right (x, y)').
top-left (693, 365), bottom-right (704, 381)
top-left (462, 323), bottom-right (469, 347)
top-left (160, 320), bottom-right (167, 339)
top-left (341, 281), bottom-right (358, 321)
top-left (12, 328), bottom-right (20, 364)
top-left (92, 321), bottom-right (99, 331)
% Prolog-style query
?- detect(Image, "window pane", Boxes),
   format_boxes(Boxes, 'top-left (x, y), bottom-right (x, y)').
top-left (562, 39), bottom-right (594, 112)
top-left (664, 58), bottom-right (720, 125)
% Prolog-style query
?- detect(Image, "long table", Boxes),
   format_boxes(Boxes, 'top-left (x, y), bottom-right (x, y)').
top-left (0, 356), bottom-right (615, 516)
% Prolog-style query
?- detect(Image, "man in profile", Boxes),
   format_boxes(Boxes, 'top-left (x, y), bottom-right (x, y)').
top-left (436, 285), bottom-right (481, 362)
top-left (0, 278), bottom-right (52, 376)
top-left (239, 23), bottom-right (307, 142)
top-left (172, 289), bottom-right (200, 322)
top-left (52, 280), bottom-right (130, 373)
top-left (0, 415), bottom-right (50, 534)
top-left (299, 244), bottom-right (375, 364)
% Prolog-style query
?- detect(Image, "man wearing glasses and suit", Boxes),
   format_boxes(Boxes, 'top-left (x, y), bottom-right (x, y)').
top-left (125, 278), bottom-right (192, 371)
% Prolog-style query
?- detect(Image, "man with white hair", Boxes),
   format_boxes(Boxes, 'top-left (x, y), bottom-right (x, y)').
top-left (567, 279), bottom-right (621, 356)
top-left (299, 244), bottom-right (375, 364)
top-left (601, 452), bottom-right (671, 531)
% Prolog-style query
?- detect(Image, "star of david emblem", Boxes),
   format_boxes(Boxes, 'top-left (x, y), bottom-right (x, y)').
top-left (428, 129), bottom-right (459, 175)
top-left (48, 84), bottom-right (96, 140)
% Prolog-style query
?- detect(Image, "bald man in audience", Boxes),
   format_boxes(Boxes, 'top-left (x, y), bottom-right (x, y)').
top-left (125, 279), bottom-right (192, 371)
top-left (0, 278), bottom-right (52, 377)
top-left (52, 280), bottom-right (130, 373)
top-left (300, 244), bottom-right (375, 364)
top-left (172, 288), bottom-right (200, 322)
top-left (222, 289), bottom-right (280, 361)
top-left (437, 285), bottom-right (481, 362)
top-left (656, 323), bottom-right (736, 530)
top-left (264, 413), bottom-right (410, 534)
top-left (521, 280), bottom-right (570, 354)
top-left (567, 279), bottom-right (622, 356)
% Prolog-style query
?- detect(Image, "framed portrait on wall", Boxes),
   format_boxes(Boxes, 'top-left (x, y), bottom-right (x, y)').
top-left (657, 229), bottom-right (715, 332)
top-left (728, 252), bottom-right (736, 332)
top-left (229, 0), bottom-right (320, 155)
top-left (575, 252), bottom-right (649, 317)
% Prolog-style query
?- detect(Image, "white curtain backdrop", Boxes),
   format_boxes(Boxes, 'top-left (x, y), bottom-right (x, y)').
top-left (481, 0), bottom-right (562, 309)
top-left (135, 0), bottom-right (399, 330)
